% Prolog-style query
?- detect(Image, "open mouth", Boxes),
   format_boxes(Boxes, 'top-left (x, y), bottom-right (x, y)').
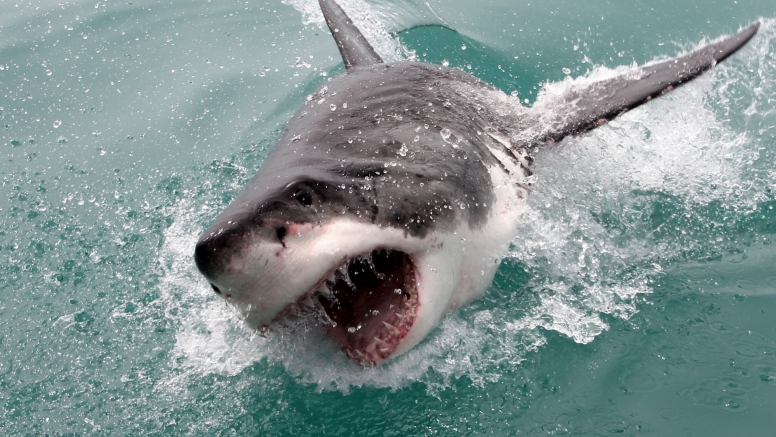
top-left (296, 249), bottom-right (418, 365)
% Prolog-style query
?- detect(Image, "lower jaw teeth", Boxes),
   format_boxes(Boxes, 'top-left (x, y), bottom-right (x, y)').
top-left (300, 296), bottom-right (316, 308)
top-left (311, 250), bottom-right (417, 364)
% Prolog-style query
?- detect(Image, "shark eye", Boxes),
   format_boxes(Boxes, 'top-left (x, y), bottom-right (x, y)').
top-left (293, 188), bottom-right (313, 207)
top-left (210, 283), bottom-right (222, 294)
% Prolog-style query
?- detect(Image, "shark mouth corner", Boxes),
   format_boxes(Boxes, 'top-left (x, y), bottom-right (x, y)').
top-left (304, 249), bottom-right (419, 365)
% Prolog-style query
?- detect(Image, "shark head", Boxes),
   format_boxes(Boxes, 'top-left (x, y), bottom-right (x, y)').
top-left (194, 197), bottom-right (458, 365)
top-left (193, 62), bottom-right (526, 365)
top-left (193, 153), bottom-right (517, 364)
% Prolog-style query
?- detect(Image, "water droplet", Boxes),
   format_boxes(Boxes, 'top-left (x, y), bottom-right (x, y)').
top-left (57, 136), bottom-right (67, 144)
top-left (413, 135), bottom-right (419, 143)
top-left (562, 67), bottom-right (571, 75)
top-left (440, 128), bottom-right (451, 141)
top-left (442, 59), bottom-right (449, 67)
top-left (398, 144), bottom-right (408, 156)
top-left (53, 120), bottom-right (62, 128)
top-left (330, 104), bottom-right (336, 111)
top-left (461, 44), bottom-right (467, 50)
top-left (342, 102), bottom-right (347, 108)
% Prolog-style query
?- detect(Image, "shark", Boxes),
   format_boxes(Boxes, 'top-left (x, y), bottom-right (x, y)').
top-left (194, 0), bottom-right (759, 365)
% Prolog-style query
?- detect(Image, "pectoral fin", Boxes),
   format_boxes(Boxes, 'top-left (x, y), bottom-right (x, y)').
top-left (523, 22), bottom-right (759, 146)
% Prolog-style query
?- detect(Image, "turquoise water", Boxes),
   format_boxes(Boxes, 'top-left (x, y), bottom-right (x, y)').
top-left (2, 0), bottom-right (775, 434)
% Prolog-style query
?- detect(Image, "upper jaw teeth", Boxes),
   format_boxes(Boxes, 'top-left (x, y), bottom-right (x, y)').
top-left (337, 264), bottom-right (348, 276)
top-left (314, 268), bottom-right (340, 298)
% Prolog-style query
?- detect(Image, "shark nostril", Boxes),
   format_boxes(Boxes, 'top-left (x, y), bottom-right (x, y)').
top-left (210, 283), bottom-right (222, 294)
top-left (276, 226), bottom-right (287, 245)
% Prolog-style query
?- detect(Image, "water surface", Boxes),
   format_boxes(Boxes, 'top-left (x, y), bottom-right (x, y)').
top-left (1, 0), bottom-right (775, 435)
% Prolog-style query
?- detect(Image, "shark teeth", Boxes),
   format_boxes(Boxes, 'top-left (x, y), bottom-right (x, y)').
top-left (382, 321), bottom-right (399, 333)
top-left (300, 295), bottom-right (316, 308)
top-left (299, 249), bottom-right (419, 366)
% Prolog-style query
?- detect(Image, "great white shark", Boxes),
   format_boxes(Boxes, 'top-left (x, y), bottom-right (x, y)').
top-left (194, 0), bottom-right (759, 365)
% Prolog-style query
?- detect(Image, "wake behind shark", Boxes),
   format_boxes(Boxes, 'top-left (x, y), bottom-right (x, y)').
top-left (194, 0), bottom-right (759, 365)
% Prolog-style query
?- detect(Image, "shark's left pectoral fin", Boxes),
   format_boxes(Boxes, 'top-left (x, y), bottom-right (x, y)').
top-left (524, 22), bottom-right (760, 146)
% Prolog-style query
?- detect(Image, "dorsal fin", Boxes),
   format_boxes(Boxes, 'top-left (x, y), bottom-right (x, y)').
top-left (319, 0), bottom-right (383, 69)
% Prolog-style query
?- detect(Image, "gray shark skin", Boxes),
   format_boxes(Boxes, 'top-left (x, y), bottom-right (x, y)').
top-left (194, 0), bottom-right (759, 365)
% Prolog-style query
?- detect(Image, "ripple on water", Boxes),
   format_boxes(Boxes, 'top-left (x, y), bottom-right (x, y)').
top-left (766, 275), bottom-right (776, 291)
top-left (680, 380), bottom-right (750, 413)
top-left (620, 369), bottom-right (659, 393)
top-left (733, 339), bottom-right (767, 358)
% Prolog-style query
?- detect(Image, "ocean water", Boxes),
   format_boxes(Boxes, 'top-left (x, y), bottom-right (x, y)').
top-left (1, 0), bottom-right (775, 435)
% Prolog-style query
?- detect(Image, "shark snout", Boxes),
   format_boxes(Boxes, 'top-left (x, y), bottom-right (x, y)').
top-left (194, 217), bottom-right (286, 282)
